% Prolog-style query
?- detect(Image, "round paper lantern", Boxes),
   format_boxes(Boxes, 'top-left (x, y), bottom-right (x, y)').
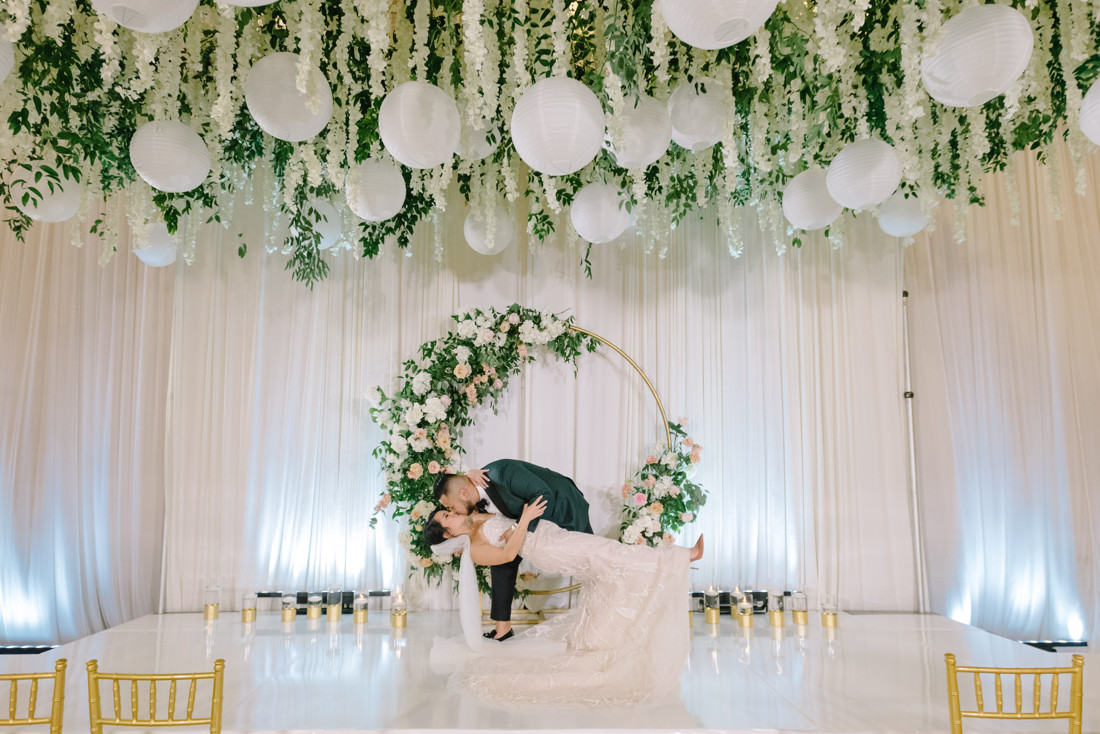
top-left (921, 5), bottom-right (1033, 108)
top-left (510, 76), bottom-right (604, 175)
top-left (1081, 80), bottom-right (1100, 146)
top-left (782, 168), bottom-right (841, 231)
top-left (457, 121), bottom-right (500, 162)
top-left (657, 0), bottom-right (779, 49)
top-left (826, 139), bottom-right (902, 211)
top-left (134, 223), bottom-right (177, 267)
top-left (129, 120), bottom-right (210, 193)
top-left (570, 183), bottom-right (631, 244)
top-left (294, 199), bottom-right (342, 250)
top-left (877, 191), bottom-right (929, 237)
top-left (610, 95), bottom-right (672, 170)
top-left (348, 159), bottom-right (406, 222)
top-left (379, 81), bottom-right (461, 169)
top-left (0, 40), bottom-right (14, 85)
top-left (464, 206), bottom-right (514, 255)
top-left (9, 162), bottom-right (84, 223)
top-left (668, 78), bottom-right (726, 151)
top-left (245, 53), bottom-right (333, 142)
top-left (90, 0), bottom-right (197, 33)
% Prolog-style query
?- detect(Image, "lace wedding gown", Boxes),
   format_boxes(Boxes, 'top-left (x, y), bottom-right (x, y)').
top-left (449, 515), bottom-right (691, 706)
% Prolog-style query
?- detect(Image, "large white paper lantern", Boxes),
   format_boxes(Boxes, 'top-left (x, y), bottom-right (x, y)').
top-left (1081, 80), bottom-right (1100, 146)
top-left (921, 5), bottom-right (1033, 108)
top-left (0, 41), bottom-right (14, 85)
top-left (348, 159), bottom-right (406, 222)
top-left (510, 76), bottom-right (604, 175)
top-left (294, 199), bottom-right (342, 250)
top-left (379, 81), bottom-right (461, 169)
top-left (464, 206), bottom-right (514, 255)
top-left (570, 183), bottom-right (631, 244)
top-left (457, 121), bottom-right (499, 162)
top-left (9, 162), bottom-right (84, 223)
top-left (134, 223), bottom-right (177, 267)
top-left (90, 0), bottom-right (197, 33)
top-left (610, 95), bottom-right (672, 170)
top-left (877, 191), bottom-right (929, 237)
top-left (668, 78), bottom-right (726, 151)
top-left (657, 0), bottom-right (779, 49)
top-left (245, 53), bottom-right (333, 142)
top-left (129, 120), bottom-right (210, 193)
top-left (782, 168), bottom-right (841, 231)
top-left (826, 139), bottom-right (902, 211)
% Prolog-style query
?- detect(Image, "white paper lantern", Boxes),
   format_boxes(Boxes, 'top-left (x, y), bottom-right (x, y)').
top-left (8, 162), bottom-right (84, 223)
top-left (0, 41), bottom-right (14, 85)
top-left (129, 120), bottom-right (210, 194)
top-left (90, 0), bottom-right (197, 33)
top-left (294, 199), bottom-right (342, 250)
top-left (348, 159), bottom-right (406, 222)
top-left (921, 5), bottom-right (1034, 108)
top-left (668, 78), bottom-right (727, 151)
top-left (610, 95), bottom-right (672, 170)
top-left (570, 183), bottom-right (631, 244)
top-left (245, 53), bottom-right (333, 142)
top-left (877, 191), bottom-right (929, 237)
top-left (826, 139), bottom-right (902, 211)
top-left (782, 168), bottom-right (841, 231)
top-left (1080, 80), bottom-right (1100, 146)
top-left (134, 223), bottom-right (177, 267)
top-left (379, 81), bottom-right (461, 169)
top-left (510, 76), bottom-right (604, 175)
top-left (658, 0), bottom-right (779, 49)
top-left (464, 206), bottom-right (514, 255)
top-left (457, 121), bottom-right (500, 162)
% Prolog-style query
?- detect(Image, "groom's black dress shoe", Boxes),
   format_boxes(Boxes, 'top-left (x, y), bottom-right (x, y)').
top-left (483, 629), bottom-right (514, 641)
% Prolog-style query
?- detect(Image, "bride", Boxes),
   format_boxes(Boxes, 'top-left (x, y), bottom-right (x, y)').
top-left (423, 497), bottom-right (704, 706)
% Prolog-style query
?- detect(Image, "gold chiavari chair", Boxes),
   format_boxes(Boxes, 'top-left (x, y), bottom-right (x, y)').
top-left (945, 653), bottom-right (1085, 734)
top-left (481, 576), bottom-right (581, 625)
top-left (86, 660), bottom-right (225, 734)
top-left (0, 659), bottom-right (67, 734)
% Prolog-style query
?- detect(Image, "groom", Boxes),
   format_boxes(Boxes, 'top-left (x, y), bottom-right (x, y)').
top-left (433, 459), bottom-right (593, 641)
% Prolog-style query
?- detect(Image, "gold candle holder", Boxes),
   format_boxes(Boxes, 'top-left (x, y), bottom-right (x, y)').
top-left (306, 594), bottom-right (323, 620)
top-left (704, 607), bottom-right (721, 625)
top-left (203, 603), bottom-right (219, 621)
top-left (822, 611), bottom-right (838, 627)
top-left (326, 586), bottom-right (342, 621)
top-left (390, 610), bottom-right (407, 628)
top-left (768, 609), bottom-right (785, 627)
top-left (281, 608), bottom-right (296, 622)
top-left (241, 608), bottom-right (257, 623)
top-left (738, 610), bottom-right (754, 628)
top-left (241, 592), bottom-right (257, 623)
top-left (353, 608), bottom-right (368, 624)
top-left (326, 604), bottom-right (341, 621)
top-left (281, 594), bottom-right (296, 622)
top-left (792, 610), bottom-right (809, 625)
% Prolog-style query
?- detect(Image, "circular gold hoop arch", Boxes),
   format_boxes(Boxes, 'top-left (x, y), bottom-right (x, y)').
top-left (568, 326), bottom-right (672, 448)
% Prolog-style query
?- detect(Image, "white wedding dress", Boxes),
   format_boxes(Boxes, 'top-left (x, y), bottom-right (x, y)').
top-left (433, 515), bottom-right (690, 707)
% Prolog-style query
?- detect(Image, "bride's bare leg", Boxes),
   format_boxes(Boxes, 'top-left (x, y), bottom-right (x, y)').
top-left (689, 534), bottom-right (704, 562)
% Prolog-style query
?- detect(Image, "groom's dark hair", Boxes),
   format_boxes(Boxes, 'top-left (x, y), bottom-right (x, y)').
top-left (432, 473), bottom-right (462, 501)
top-left (423, 508), bottom-right (447, 547)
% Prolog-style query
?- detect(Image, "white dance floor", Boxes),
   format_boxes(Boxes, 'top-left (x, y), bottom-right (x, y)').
top-left (1, 611), bottom-right (1096, 733)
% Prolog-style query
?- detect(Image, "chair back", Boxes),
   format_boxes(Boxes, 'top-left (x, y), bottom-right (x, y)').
top-left (945, 653), bottom-right (1084, 734)
top-left (85, 660), bottom-right (224, 734)
top-left (0, 659), bottom-right (67, 734)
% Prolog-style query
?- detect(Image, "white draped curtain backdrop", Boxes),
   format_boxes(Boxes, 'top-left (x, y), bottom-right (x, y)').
top-left (1, 143), bottom-right (1096, 648)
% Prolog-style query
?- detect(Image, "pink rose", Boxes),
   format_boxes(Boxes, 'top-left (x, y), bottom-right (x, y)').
top-left (454, 363), bottom-right (471, 379)
top-left (646, 455), bottom-right (657, 465)
top-left (508, 313), bottom-right (520, 324)
top-left (663, 533), bottom-right (675, 546)
top-left (493, 379), bottom-right (503, 389)
top-left (643, 476), bottom-right (656, 489)
top-left (690, 446), bottom-right (702, 464)
top-left (465, 384), bottom-right (478, 404)
top-left (648, 501), bottom-right (664, 515)
top-left (669, 486), bottom-right (681, 497)
top-left (517, 344), bottom-right (528, 359)
top-left (621, 483), bottom-right (631, 498)
top-left (500, 321), bottom-right (510, 332)
top-left (440, 396), bottom-right (451, 407)
top-left (678, 416), bottom-right (689, 426)
top-left (633, 492), bottom-right (647, 507)
top-left (427, 461), bottom-right (442, 474)
top-left (413, 428), bottom-right (427, 441)
top-left (682, 437), bottom-right (694, 448)
top-left (407, 463), bottom-right (423, 479)
top-left (635, 537), bottom-right (646, 545)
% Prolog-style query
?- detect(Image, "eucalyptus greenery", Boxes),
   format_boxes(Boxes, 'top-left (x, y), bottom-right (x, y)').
top-left (0, 0), bottom-right (1097, 286)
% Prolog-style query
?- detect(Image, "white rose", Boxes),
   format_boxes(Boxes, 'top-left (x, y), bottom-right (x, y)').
top-left (411, 371), bottom-right (432, 396)
top-left (366, 386), bottom-right (383, 406)
top-left (457, 320), bottom-right (477, 339)
top-left (662, 453), bottom-right (679, 470)
top-left (495, 333), bottom-right (506, 346)
top-left (423, 397), bottom-right (447, 424)
top-left (475, 328), bottom-right (494, 346)
top-left (431, 553), bottom-right (450, 565)
top-left (404, 404), bottom-right (424, 427)
top-left (412, 499), bottom-right (436, 518)
top-left (398, 531), bottom-right (412, 549)
top-left (390, 434), bottom-right (408, 455)
top-left (621, 526), bottom-right (640, 545)
top-left (455, 346), bottom-right (472, 363)
top-left (410, 436), bottom-right (432, 452)
top-left (476, 314), bottom-right (489, 327)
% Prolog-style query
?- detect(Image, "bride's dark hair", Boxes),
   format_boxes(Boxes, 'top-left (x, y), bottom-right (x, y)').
top-left (423, 509), bottom-right (447, 547)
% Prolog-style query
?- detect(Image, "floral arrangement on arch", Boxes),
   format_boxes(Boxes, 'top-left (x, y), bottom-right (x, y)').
top-left (618, 421), bottom-right (706, 547)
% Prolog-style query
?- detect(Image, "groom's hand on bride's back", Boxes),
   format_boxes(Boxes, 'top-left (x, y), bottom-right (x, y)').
top-left (521, 496), bottom-right (548, 524)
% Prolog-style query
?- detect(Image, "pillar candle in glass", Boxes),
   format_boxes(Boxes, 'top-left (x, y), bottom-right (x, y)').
top-left (281, 594), bottom-right (297, 622)
top-left (768, 590), bottom-right (785, 627)
top-left (241, 592), bottom-right (257, 623)
top-left (737, 593), bottom-right (754, 627)
top-left (307, 593), bottom-right (323, 620)
top-left (791, 590), bottom-right (808, 625)
top-left (821, 593), bottom-right (839, 627)
top-left (390, 588), bottom-right (407, 628)
top-left (203, 585), bottom-right (221, 620)
top-left (326, 585), bottom-right (342, 621)
top-left (703, 585), bottom-right (720, 625)
top-left (353, 593), bottom-right (368, 624)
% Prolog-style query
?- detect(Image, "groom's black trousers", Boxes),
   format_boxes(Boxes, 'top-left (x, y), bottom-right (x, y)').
top-left (490, 519), bottom-right (593, 622)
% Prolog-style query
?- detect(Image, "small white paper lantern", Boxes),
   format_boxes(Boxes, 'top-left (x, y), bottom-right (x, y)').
top-left (668, 78), bottom-right (727, 151)
top-left (0, 41), bottom-right (14, 85)
top-left (129, 120), bottom-right (210, 193)
top-left (379, 81), bottom-right (461, 169)
top-left (510, 76), bottom-right (604, 175)
top-left (457, 121), bottom-right (499, 162)
top-left (293, 199), bottom-right (342, 250)
top-left (134, 223), bottom-right (177, 267)
top-left (1080, 80), bottom-right (1100, 146)
top-left (826, 139), bottom-right (902, 211)
top-left (90, 0), bottom-right (198, 33)
top-left (9, 162), bottom-right (84, 223)
top-left (782, 168), bottom-right (841, 231)
top-left (877, 191), bottom-right (929, 237)
top-left (245, 53), bottom-right (333, 142)
top-left (658, 0), bottom-right (779, 49)
top-left (921, 5), bottom-right (1034, 108)
top-left (610, 95), bottom-right (672, 170)
top-left (464, 206), bottom-right (514, 255)
top-left (348, 159), bottom-right (406, 222)
top-left (570, 183), bottom-right (631, 244)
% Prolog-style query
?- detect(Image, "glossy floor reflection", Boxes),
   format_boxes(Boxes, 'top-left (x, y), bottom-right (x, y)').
top-left (1, 612), bottom-right (1096, 732)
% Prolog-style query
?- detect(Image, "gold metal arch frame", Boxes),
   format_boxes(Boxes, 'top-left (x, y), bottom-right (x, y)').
top-left (482, 324), bottom-right (672, 626)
